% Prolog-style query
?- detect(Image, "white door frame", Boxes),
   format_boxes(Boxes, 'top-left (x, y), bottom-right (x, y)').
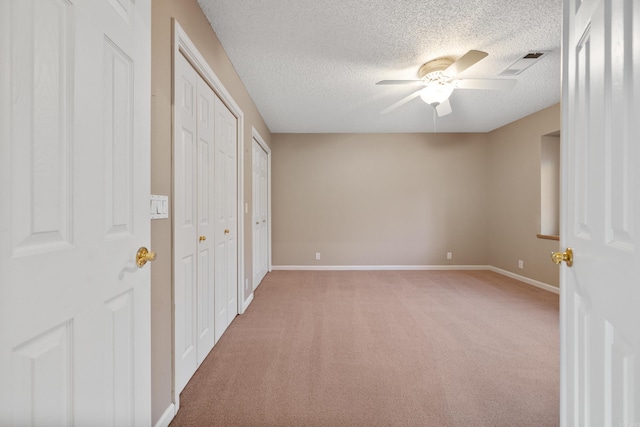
top-left (172, 19), bottom-right (246, 409)
top-left (252, 127), bottom-right (272, 283)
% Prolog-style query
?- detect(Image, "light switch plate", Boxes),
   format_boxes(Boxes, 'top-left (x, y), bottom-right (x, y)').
top-left (151, 195), bottom-right (169, 219)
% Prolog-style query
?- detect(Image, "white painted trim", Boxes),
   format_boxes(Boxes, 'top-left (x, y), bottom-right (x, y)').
top-left (489, 266), bottom-right (559, 294)
top-left (154, 403), bottom-right (176, 427)
top-left (272, 265), bottom-right (492, 271)
top-left (267, 148), bottom-right (272, 274)
top-left (251, 127), bottom-right (270, 153)
top-left (270, 265), bottom-right (559, 294)
top-left (171, 17), bottom-right (246, 408)
top-left (242, 292), bottom-right (254, 313)
top-left (251, 127), bottom-right (272, 289)
top-left (174, 23), bottom-right (243, 118)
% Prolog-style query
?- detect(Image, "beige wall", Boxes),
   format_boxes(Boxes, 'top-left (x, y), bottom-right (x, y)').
top-left (272, 133), bottom-right (492, 266)
top-left (488, 103), bottom-right (561, 287)
top-left (272, 105), bottom-right (561, 288)
top-left (151, 0), bottom-right (271, 423)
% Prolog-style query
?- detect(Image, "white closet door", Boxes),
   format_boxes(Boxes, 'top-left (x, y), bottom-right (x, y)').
top-left (174, 51), bottom-right (219, 390)
top-left (252, 140), bottom-right (261, 288)
top-left (173, 52), bottom-right (199, 393)
top-left (214, 97), bottom-right (238, 341)
top-left (259, 145), bottom-right (269, 280)
top-left (253, 139), bottom-right (269, 289)
top-left (0, 0), bottom-right (151, 424)
top-left (196, 75), bottom-right (216, 365)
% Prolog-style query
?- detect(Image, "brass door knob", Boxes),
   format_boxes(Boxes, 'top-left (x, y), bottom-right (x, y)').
top-left (551, 247), bottom-right (573, 267)
top-left (224, 229), bottom-right (230, 234)
top-left (136, 247), bottom-right (156, 268)
top-left (199, 235), bottom-right (207, 242)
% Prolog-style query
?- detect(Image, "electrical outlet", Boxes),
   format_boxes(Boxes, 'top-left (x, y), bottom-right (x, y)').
top-left (518, 260), bottom-right (524, 269)
top-left (315, 252), bottom-right (321, 260)
top-left (447, 252), bottom-right (452, 260)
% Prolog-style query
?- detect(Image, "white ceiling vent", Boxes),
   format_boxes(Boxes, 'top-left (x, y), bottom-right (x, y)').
top-left (500, 51), bottom-right (550, 76)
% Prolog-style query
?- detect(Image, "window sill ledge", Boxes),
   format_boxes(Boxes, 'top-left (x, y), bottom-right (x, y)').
top-left (537, 234), bottom-right (559, 241)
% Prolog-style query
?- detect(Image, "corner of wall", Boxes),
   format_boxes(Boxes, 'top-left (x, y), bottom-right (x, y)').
top-left (487, 104), bottom-right (561, 288)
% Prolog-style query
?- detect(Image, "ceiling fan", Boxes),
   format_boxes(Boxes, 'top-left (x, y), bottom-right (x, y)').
top-left (377, 50), bottom-right (516, 117)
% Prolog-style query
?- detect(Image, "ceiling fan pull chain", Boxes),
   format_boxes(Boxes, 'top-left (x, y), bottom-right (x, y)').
top-left (433, 109), bottom-right (437, 133)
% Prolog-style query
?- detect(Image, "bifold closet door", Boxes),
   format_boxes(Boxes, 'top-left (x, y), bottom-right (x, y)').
top-left (174, 52), bottom-right (215, 392)
top-left (252, 140), bottom-right (269, 289)
top-left (214, 97), bottom-right (238, 342)
top-left (195, 72), bottom-right (216, 365)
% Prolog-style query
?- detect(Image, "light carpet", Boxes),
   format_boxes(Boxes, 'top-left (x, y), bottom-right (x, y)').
top-left (170, 270), bottom-right (559, 426)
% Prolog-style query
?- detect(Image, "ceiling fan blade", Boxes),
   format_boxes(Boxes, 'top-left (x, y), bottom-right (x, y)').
top-left (454, 79), bottom-right (517, 90)
top-left (376, 80), bottom-right (427, 86)
top-left (435, 98), bottom-right (452, 117)
top-left (445, 50), bottom-right (488, 76)
top-left (380, 90), bottom-right (422, 114)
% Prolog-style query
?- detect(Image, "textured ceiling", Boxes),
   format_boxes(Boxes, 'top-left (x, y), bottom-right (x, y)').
top-left (197, 0), bottom-right (562, 133)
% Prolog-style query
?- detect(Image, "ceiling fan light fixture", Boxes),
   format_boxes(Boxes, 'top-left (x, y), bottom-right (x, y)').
top-left (378, 50), bottom-right (494, 114)
top-left (419, 83), bottom-right (454, 106)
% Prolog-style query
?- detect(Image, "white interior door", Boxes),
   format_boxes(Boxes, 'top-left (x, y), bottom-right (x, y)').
top-left (173, 52), bottom-right (217, 392)
top-left (214, 97), bottom-right (238, 342)
top-left (0, 0), bottom-right (151, 425)
top-left (561, 0), bottom-right (640, 425)
top-left (252, 138), bottom-right (269, 289)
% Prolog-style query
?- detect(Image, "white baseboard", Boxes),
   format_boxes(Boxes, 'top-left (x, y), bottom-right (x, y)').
top-left (272, 265), bottom-right (491, 271)
top-left (154, 403), bottom-right (176, 427)
top-left (241, 292), bottom-right (254, 313)
top-left (270, 264), bottom-right (558, 294)
top-left (489, 266), bottom-right (559, 294)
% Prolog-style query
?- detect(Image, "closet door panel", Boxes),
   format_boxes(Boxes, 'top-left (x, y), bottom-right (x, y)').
top-left (173, 52), bottom-right (198, 393)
